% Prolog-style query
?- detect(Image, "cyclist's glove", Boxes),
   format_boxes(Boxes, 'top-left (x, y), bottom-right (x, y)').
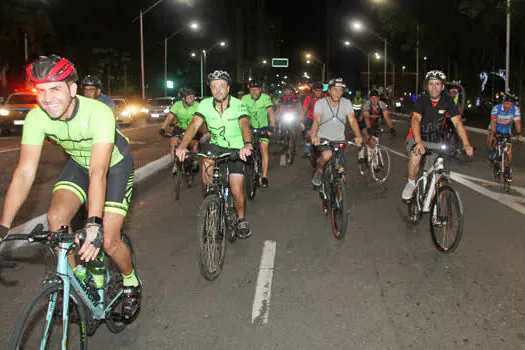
top-left (390, 127), bottom-right (396, 136)
top-left (80, 225), bottom-right (103, 249)
top-left (0, 224), bottom-right (9, 240)
top-left (159, 128), bottom-right (166, 136)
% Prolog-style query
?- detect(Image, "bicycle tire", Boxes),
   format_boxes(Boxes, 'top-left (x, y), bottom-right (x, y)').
top-left (493, 150), bottom-right (501, 183)
top-left (226, 191), bottom-right (238, 243)
top-left (197, 195), bottom-right (226, 280)
top-left (371, 145), bottom-right (391, 183)
top-left (503, 152), bottom-right (511, 193)
top-left (9, 281), bottom-right (88, 349)
top-left (245, 160), bottom-right (257, 200)
top-left (331, 177), bottom-right (349, 240)
top-left (430, 183), bottom-right (464, 253)
top-left (105, 233), bottom-right (136, 333)
top-left (408, 181), bottom-right (423, 225)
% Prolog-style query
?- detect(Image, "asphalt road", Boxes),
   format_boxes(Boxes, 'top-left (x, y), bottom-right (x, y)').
top-left (1, 117), bottom-right (525, 349)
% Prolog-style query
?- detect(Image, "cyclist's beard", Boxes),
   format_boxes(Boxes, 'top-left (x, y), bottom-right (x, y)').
top-left (251, 92), bottom-right (261, 100)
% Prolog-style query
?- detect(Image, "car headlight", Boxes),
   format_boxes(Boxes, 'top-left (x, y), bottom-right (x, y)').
top-left (140, 107), bottom-right (149, 113)
top-left (0, 109), bottom-right (9, 116)
top-left (395, 102), bottom-right (402, 107)
top-left (163, 108), bottom-right (169, 113)
top-left (130, 106), bottom-right (137, 114)
top-left (122, 110), bottom-right (130, 117)
top-left (283, 112), bottom-right (295, 123)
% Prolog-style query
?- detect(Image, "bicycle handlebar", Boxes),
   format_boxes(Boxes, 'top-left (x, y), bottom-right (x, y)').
top-left (1, 224), bottom-right (78, 246)
top-left (188, 150), bottom-right (241, 162)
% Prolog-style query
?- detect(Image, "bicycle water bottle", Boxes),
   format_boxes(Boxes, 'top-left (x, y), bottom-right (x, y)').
top-left (91, 253), bottom-right (105, 290)
top-left (74, 264), bottom-right (87, 283)
top-left (224, 188), bottom-right (229, 208)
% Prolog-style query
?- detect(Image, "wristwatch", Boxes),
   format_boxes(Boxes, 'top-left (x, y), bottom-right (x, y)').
top-left (86, 216), bottom-right (103, 226)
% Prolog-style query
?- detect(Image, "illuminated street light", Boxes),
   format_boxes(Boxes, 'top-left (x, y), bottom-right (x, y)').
top-left (262, 59), bottom-right (267, 64)
top-left (344, 41), bottom-right (351, 46)
top-left (306, 60), bottom-right (311, 64)
top-left (191, 52), bottom-right (196, 57)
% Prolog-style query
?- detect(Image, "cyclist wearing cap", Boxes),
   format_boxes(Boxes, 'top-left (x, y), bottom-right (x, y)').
top-left (358, 89), bottom-right (396, 161)
top-left (241, 80), bottom-right (275, 188)
top-left (160, 87), bottom-right (205, 172)
top-left (0, 55), bottom-right (141, 320)
top-left (301, 82), bottom-right (325, 156)
top-left (487, 93), bottom-right (521, 179)
top-left (309, 78), bottom-right (363, 187)
top-left (401, 70), bottom-right (474, 201)
top-left (80, 74), bottom-right (117, 112)
top-left (176, 70), bottom-right (254, 239)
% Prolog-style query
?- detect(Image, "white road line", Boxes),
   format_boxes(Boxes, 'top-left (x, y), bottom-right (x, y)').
top-left (384, 144), bottom-right (525, 216)
top-left (3, 153), bottom-right (171, 251)
top-left (252, 240), bottom-right (277, 324)
top-left (0, 147), bottom-right (20, 154)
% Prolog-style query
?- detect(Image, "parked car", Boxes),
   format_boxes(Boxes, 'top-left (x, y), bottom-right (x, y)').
top-left (0, 89), bottom-right (38, 134)
top-left (147, 97), bottom-right (176, 122)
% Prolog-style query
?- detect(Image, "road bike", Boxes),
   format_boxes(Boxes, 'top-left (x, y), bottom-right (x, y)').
top-left (357, 127), bottom-right (391, 183)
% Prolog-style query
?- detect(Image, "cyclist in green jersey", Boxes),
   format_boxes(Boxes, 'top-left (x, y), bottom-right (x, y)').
top-left (176, 70), bottom-right (254, 238)
top-left (0, 55), bottom-right (141, 320)
top-left (160, 87), bottom-right (204, 170)
top-left (241, 80), bottom-right (275, 187)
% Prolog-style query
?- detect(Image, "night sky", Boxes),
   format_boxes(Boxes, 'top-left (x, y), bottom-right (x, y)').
top-left (39, 0), bottom-right (383, 94)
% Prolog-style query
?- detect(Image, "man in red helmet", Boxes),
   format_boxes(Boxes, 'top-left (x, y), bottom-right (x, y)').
top-left (0, 55), bottom-right (141, 321)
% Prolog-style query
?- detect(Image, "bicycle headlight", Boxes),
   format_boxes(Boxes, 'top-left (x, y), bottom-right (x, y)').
top-left (283, 112), bottom-right (295, 123)
top-left (440, 144), bottom-right (447, 150)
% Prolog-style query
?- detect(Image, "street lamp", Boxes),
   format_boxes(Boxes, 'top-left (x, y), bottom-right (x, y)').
top-left (164, 21), bottom-right (199, 96)
top-left (304, 52), bottom-right (326, 82)
top-left (191, 52), bottom-right (196, 57)
top-left (351, 20), bottom-right (388, 92)
top-left (200, 41), bottom-right (227, 97)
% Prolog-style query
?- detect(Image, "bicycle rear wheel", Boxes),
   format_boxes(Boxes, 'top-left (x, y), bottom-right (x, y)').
top-left (197, 195), bottom-right (226, 280)
top-left (173, 160), bottom-right (182, 200)
top-left (330, 177), bottom-right (349, 240)
top-left (371, 145), bottom-right (391, 183)
top-left (245, 159), bottom-right (258, 200)
top-left (430, 182), bottom-right (464, 253)
top-left (9, 281), bottom-right (88, 349)
top-left (105, 233), bottom-right (136, 333)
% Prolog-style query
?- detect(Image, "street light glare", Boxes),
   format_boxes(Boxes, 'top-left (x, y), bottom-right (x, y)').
top-left (344, 41), bottom-right (351, 46)
top-left (220, 41), bottom-right (226, 46)
top-left (352, 21), bottom-right (363, 31)
top-left (306, 60), bottom-right (311, 64)
top-left (190, 22), bottom-right (199, 29)
top-left (191, 52), bottom-right (196, 57)
top-left (284, 75), bottom-right (288, 79)
top-left (262, 60), bottom-right (267, 64)
top-left (305, 53), bottom-right (312, 59)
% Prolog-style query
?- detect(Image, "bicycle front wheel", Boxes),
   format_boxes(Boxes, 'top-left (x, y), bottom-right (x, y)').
top-left (330, 177), bottom-right (349, 240)
top-left (430, 182), bottom-right (464, 253)
top-left (173, 161), bottom-right (183, 200)
top-left (9, 281), bottom-right (88, 349)
top-left (245, 160), bottom-right (257, 200)
top-left (371, 145), bottom-right (391, 183)
top-left (197, 195), bottom-right (226, 280)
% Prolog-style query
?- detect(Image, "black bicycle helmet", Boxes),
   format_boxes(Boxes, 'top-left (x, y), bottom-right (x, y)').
top-left (26, 55), bottom-right (78, 84)
top-left (328, 77), bottom-right (346, 88)
top-left (369, 89), bottom-right (380, 97)
top-left (503, 93), bottom-right (518, 103)
top-left (284, 84), bottom-right (295, 91)
top-left (207, 70), bottom-right (232, 86)
top-left (179, 87), bottom-right (195, 97)
top-left (425, 70), bottom-right (446, 83)
top-left (80, 75), bottom-right (102, 88)
top-left (312, 81), bottom-right (323, 90)
top-left (250, 80), bottom-right (262, 88)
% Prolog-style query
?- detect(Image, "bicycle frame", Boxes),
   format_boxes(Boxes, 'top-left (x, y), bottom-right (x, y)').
top-left (414, 154), bottom-right (448, 213)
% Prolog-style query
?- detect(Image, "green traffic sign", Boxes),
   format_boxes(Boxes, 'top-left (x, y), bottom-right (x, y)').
top-left (272, 58), bottom-right (288, 68)
top-left (166, 80), bottom-right (174, 89)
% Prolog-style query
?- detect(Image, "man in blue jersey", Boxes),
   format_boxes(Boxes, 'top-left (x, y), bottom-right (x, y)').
top-left (80, 75), bottom-right (117, 113)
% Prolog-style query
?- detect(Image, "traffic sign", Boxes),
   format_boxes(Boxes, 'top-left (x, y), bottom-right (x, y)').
top-left (272, 58), bottom-right (288, 68)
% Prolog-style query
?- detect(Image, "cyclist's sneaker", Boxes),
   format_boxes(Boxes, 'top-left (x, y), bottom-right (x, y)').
top-left (236, 218), bottom-right (251, 239)
top-left (358, 147), bottom-right (365, 160)
top-left (279, 154), bottom-right (286, 167)
top-left (261, 177), bottom-right (269, 188)
top-left (122, 282), bottom-right (142, 321)
top-left (303, 144), bottom-right (311, 156)
top-left (171, 163), bottom-right (179, 176)
top-left (401, 181), bottom-right (417, 201)
top-left (504, 169), bottom-right (512, 182)
top-left (312, 170), bottom-right (323, 187)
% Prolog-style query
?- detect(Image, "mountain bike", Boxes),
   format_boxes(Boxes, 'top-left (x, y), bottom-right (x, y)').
top-left (2, 224), bottom-right (136, 349)
top-left (406, 144), bottom-right (464, 253)
top-left (279, 111), bottom-right (299, 166)
top-left (191, 151), bottom-right (239, 281)
top-left (245, 127), bottom-right (269, 200)
top-left (166, 132), bottom-right (197, 200)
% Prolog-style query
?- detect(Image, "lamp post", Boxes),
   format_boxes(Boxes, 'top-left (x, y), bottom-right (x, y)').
top-left (352, 21), bottom-right (388, 92)
top-left (305, 53), bottom-right (326, 82)
top-left (344, 40), bottom-right (372, 93)
top-left (200, 41), bottom-right (226, 97)
top-left (135, 0), bottom-right (165, 101)
top-left (164, 21), bottom-right (199, 97)
top-left (505, 0), bottom-right (511, 92)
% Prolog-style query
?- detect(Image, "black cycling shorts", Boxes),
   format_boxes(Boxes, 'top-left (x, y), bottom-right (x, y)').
top-left (53, 156), bottom-right (134, 216)
top-left (203, 143), bottom-right (245, 175)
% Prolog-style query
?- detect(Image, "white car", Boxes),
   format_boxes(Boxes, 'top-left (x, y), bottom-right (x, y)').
top-left (147, 97), bottom-right (176, 122)
top-left (113, 98), bottom-right (132, 125)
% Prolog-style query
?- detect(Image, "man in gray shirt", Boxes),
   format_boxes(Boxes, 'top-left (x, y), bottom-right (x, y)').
top-left (309, 77), bottom-right (363, 187)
